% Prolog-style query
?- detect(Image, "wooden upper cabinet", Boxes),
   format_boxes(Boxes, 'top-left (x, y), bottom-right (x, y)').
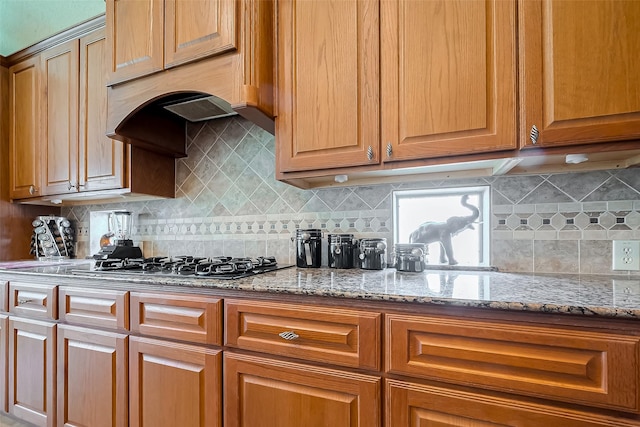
top-left (107, 0), bottom-right (237, 85)
top-left (519, 0), bottom-right (640, 148)
top-left (381, 0), bottom-right (517, 162)
top-left (8, 56), bottom-right (42, 199)
top-left (106, 0), bottom-right (164, 85)
top-left (41, 40), bottom-right (80, 196)
top-left (276, 0), bottom-right (380, 173)
top-left (164, 0), bottom-right (236, 69)
top-left (79, 28), bottom-right (125, 192)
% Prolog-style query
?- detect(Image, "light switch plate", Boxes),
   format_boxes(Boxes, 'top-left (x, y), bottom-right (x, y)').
top-left (612, 240), bottom-right (640, 271)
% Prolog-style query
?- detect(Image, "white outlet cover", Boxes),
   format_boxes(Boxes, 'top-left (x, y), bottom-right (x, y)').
top-left (612, 240), bottom-right (640, 271)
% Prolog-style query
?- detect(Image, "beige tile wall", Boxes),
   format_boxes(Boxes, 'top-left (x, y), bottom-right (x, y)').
top-left (63, 117), bottom-right (640, 275)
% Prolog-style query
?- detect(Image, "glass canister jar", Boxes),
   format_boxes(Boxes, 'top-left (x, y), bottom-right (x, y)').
top-left (393, 243), bottom-right (427, 272)
top-left (358, 238), bottom-right (387, 270)
top-left (295, 229), bottom-right (323, 268)
top-left (328, 233), bottom-right (357, 269)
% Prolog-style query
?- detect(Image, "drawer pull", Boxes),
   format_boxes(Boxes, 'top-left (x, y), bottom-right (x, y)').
top-left (17, 299), bottom-right (33, 305)
top-left (279, 331), bottom-right (300, 341)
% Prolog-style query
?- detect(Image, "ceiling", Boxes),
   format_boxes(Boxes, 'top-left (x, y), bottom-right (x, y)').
top-left (0, 0), bottom-right (105, 57)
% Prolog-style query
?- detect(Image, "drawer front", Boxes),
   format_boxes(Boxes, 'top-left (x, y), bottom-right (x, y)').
top-left (9, 281), bottom-right (58, 320)
top-left (59, 287), bottom-right (129, 331)
top-left (0, 281), bottom-right (7, 313)
top-left (386, 314), bottom-right (640, 413)
top-left (130, 292), bottom-right (222, 346)
top-left (225, 299), bottom-right (381, 370)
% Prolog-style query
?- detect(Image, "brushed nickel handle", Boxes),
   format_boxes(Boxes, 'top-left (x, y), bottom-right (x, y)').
top-left (29, 185), bottom-right (38, 195)
top-left (386, 142), bottom-right (393, 158)
top-left (530, 125), bottom-right (539, 145)
top-left (366, 146), bottom-right (374, 161)
top-left (67, 181), bottom-right (74, 190)
top-left (17, 298), bottom-right (33, 305)
top-left (279, 331), bottom-right (299, 341)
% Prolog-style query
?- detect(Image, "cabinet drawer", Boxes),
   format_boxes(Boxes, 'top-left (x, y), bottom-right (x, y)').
top-left (386, 314), bottom-right (640, 413)
top-left (387, 379), bottom-right (640, 427)
top-left (9, 281), bottom-right (57, 320)
top-left (130, 292), bottom-right (222, 345)
top-left (225, 299), bottom-right (381, 370)
top-left (0, 281), bottom-right (7, 313)
top-left (59, 287), bottom-right (129, 331)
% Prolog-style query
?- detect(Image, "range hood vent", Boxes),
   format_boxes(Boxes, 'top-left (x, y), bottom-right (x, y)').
top-left (161, 95), bottom-right (238, 122)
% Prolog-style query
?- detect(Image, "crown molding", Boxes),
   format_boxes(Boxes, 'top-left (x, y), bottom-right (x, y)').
top-left (4, 14), bottom-right (105, 66)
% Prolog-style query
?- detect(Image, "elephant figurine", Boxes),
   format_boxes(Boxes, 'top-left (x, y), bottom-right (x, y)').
top-left (408, 195), bottom-right (480, 265)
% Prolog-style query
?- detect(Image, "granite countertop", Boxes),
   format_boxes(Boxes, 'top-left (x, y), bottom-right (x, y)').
top-left (1, 260), bottom-right (639, 319)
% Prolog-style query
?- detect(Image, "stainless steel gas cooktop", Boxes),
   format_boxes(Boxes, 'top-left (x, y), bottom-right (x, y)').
top-left (73, 255), bottom-right (293, 280)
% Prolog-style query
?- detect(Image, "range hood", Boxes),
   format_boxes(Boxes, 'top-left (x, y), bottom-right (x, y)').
top-left (106, 0), bottom-right (275, 158)
top-left (160, 94), bottom-right (238, 122)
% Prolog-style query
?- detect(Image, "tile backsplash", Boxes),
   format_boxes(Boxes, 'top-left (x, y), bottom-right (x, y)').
top-left (63, 116), bottom-right (640, 275)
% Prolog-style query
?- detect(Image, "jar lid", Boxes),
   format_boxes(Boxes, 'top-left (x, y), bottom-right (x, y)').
top-left (296, 229), bottom-right (322, 238)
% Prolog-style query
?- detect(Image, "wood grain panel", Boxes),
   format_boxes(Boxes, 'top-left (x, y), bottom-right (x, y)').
top-left (9, 317), bottom-right (56, 427)
top-left (519, 0), bottom-right (640, 148)
top-left (276, 0), bottom-right (380, 172)
top-left (40, 39), bottom-right (79, 196)
top-left (106, 0), bottom-right (164, 85)
top-left (8, 56), bottom-right (42, 199)
top-left (164, 0), bottom-right (236, 68)
top-left (224, 352), bottom-right (380, 427)
top-left (129, 336), bottom-right (221, 427)
top-left (130, 292), bottom-right (222, 345)
top-left (387, 379), bottom-right (640, 427)
top-left (59, 287), bottom-right (128, 331)
top-left (386, 314), bottom-right (640, 412)
top-left (57, 324), bottom-right (128, 427)
top-left (381, 0), bottom-right (517, 161)
top-left (225, 299), bottom-right (381, 370)
top-left (9, 282), bottom-right (58, 321)
top-left (79, 28), bottom-right (125, 192)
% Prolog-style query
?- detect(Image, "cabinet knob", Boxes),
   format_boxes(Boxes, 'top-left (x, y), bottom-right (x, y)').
top-left (28, 185), bottom-right (38, 195)
top-left (386, 142), bottom-right (393, 158)
top-left (530, 125), bottom-right (539, 145)
top-left (367, 146), bottom-right (374, 161)
top-left (278, 331), bottom-right (300, 341)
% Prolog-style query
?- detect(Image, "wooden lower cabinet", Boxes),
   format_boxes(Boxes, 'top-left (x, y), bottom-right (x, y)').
top-left (386, 379), bottom-right (640, 427)
top-left (129, 336), bottom-right (221, 427)
top-left (224, 352), bottom-right (381, 427)
top-left (8, 316), bottom-right (56, 427)
top-left (57, 324), bottom-right (128, 427)
top-left (0, 314), bottom-right (7, 413)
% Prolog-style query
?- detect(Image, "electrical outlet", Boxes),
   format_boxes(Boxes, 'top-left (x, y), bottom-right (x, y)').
top-left (612, 240), bottom-right (640, 271)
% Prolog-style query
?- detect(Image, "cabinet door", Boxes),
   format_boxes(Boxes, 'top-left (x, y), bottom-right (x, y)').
top-left (8, 317), bottom-right (56, 427)
top-left (224, 352), bottom-right (381, 427)
top-left (41, 39), bottom-right (80, 196)
top-left (0, 314), bottom-right (7, 413)
top-left (129, 336), bottom-right (221, 427)
top-left (520, 0), bottom-right (640, 148)
top-left (387, 379), bottom-right (640, 427)
top-left (276, 0), bottom-right (380, 173)
top-left (164, 0), bottom-right (236, 69)
top-left (8, 56), bottom-right (42, 199)
top-left (57, 325), bottom-right (128, 427)
top-left (381, 0), bottom-right (517, 162)
top-left (106, 0), bottom-right (164, 85)
top-left (79, 28), bottom-right (125, 192)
